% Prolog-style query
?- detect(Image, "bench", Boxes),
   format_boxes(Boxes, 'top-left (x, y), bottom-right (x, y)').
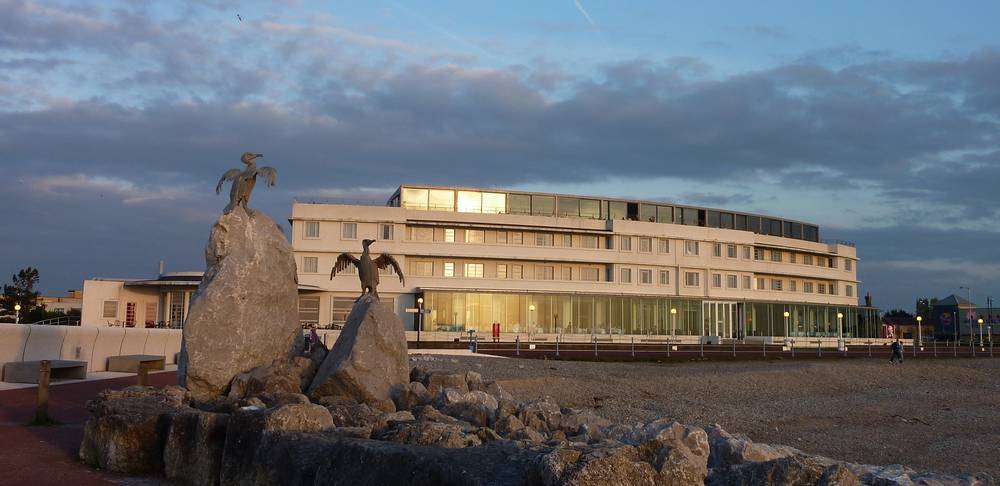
top-left (107, 354), bottom-right (166, 373)
top-left (2, 360), bottom-right (88, 383)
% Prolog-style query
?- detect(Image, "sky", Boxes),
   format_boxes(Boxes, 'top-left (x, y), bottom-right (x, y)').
top-left (2, 0), bottom-right (999, 312)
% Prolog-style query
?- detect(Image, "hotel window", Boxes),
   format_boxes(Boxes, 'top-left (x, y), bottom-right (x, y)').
top-left (727, 274), bottom-right (738, 289)
top-left (713, 243), bottom-right (722, 257)
top-left (743, 246), bottom-right (751, 259)
top-left (561, 267), bottom-right (572, 280)
top-left (804, 282), bottom-right (814, 293)
top-left (464, 263), bottom-right (484, 278)
top-left (684, 272), bottom-right (700, 287)
top-left (788, 253), bottom-right (796, 264)
top-left (638, 237), bottom-right (652, 253)
top-left (711, 274), bottom-right (722, 288)
top-left (620, 268), bottom-right (632, 283)
top-left (558, 197), bottom-right (580, 217)
top-left (640, 204), bottom-right (657, 222)
top-left (401, 187), bottom-right (430, 210)
top-left (640, 269), bottom-right (653, 285)
top-left (846, 285), bottom-right (854, 297)
top-left (444, 229), bottom-right (455, 242)
top-left (756, 277), bottom-right (765, 290)
top-left (817, 283), bottom-right (827, 294)
top-left (443, 262), bottom-right (455, 277)
top-left (331, 297), bottom-right (354, 328)
top-left (429, 189), bottom-right (455, 211)
top-left (531, 195), bottom-right (556, 216)
top-left (496, 231), bottom-right (507, 244)
top-left (742, 275), bottom-right (751, 289)
top-left (561, 234), bottom-right (573, 247)
top-left (659, 270), bottom-right (670, 285)
top-left (102, 300), bottom-right (118, 319)
top-left (378, 264), bottom-right (397, 277)
top-left (482, 192), bottom-right (506, 214)
top-left (581, 235), bottom-right (599, 249)
top-left (510, 232), bottom-right (523, 245)
top-left (411, 261), bottom-right (433, 276)
top-left (298, 296), bottom-right (320, 327)
top-left (144, 302), bottom-right (157, 327)
top-left (829, 283), bottom-right (838, 295)
top-left (789, 280), bottom-right (797, 292)
top-left (536, 266), bottom-right (555, 280)
top-left (828, 258), bottom-right (838, 269)
top-left (803, 254), bottom-right (814, 265)
top-left (684, 240), bottom-right (699, 256)
top-left (657, 238), bottom-right (670, 253)
top-left (302, 256), bottom-right (318, 273)
top-left (508, 194), bottom-right (531, 215)
top-left (581, 267), bottom-right (600, 282)
top-left (304, 221), bottom-right (320, 239)
top-left (512, 265), bottom-right (523, 279)
top-left (409, 227), bottom-right (433, 242)
top-left (845, 259), bottom-right (853, 271)
top-left (380, 223), bottom-right (394, 240)
top-left (497, 264), bottom-right (508, 279)
top-left (536, 233), bottom-right (554, 246)
top-left (770, 250), bottom-right (782, 262)
top-left (619, 236), bottom-right (632, 251)
top-left (771, 279), bottom-right (783, 291)
top-left (754, 248), bottom-right (764, 260)
top-left (657, 205), bottom-right (673, 224)
top-left (727, 244), bottom-right (737, 258)
top-left (817, 257), bottom-right (826, 267)
top-left (580, 199), bottom-right (601, 219)
top-left (341, 222), bottom-right (357, 240)
top-left (457, 191), bottom-right (483, 213)
top-left (465, 229), bottom-right (485, 243)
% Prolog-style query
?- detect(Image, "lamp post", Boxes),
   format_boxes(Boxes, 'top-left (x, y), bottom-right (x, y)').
top-left (529, 304), bottom-right (535, 341)
top-left (978, 318), bottom-right (984, 347)
top-left (916, 315), bottom-right (923, 347)
top-left (14, 304), bottom-right (21, 324)
top-left (670, 307), bottom-right (677, 337)
top-left (783, 310), bottom-right (790, 346)
top-left (416, 297), bottom-right (424, 344)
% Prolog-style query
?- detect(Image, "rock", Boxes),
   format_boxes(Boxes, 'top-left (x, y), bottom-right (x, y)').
top-left (496, 398), bottom-right (518, 419)
top-left (220, 404), bottom-right (335, 485)
top-left (538, 446), bottom-right (584, 485)
top-left (633, 420), bottom-right (710, 486)
top-left (257, 392), bottom-right (311, 408)
top-left (392, 381), bottom-right (433, 411)
top-left (301, 340), bottom-right (328, 389)
top-left (377, 420), bottom-right (483, 448)
top-left (848, 464), bottom-right (995, 486)
top-left (707, 455), bottom-right (832, 486)
top-left (178, 206), bottom-right (301, 401)
top-left (510, 425), bottom-right (547, 443)
top-left (329, 426), bottom-right (373, 439)
top-left (570, 423), bottom-right (605, 444)
top-left (424, 372), bottom-right (469, 394)
top-left (559, 408), bottom-right (611, 434)
top-left (465, 371), bottom-right (485, 391)
top-left (476, 427), bottom-right (503, 443)
top-left (705, 424), bottom-right (800, 468)
top-left (79, 386), bottom-right (189, 473)
top-left (519, 398), bottom-right (563, 433)
top-left (163, 410), bottom-right (229, 486)
top-left (228, 357), bottom-right (311, 399)
top-left (308, 295), bottom-right (409, 406)
top-left (486, 380), bottom-right (514, 402)
top-left (817, 463), bottom-right (862, 486)
top-left (409, 366), bottom-right (430, 385)
top-left (237, 397), bottom-right (266, 409)
top-left (317, 397), bottom-right (380, 428)
top-left (495, 414), bottom-right (527, 437)
top-left (558, 444), bottom-right (657, 486)
top-left (372, 410), bottom-right (416, 436)
top-left (441, 401), bottom-right (494, 428)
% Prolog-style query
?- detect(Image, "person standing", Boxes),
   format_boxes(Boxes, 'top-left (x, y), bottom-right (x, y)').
top-left (492, 321), bottom-right (501, 343)
top-left (889, 338), bottom-right (904, 365)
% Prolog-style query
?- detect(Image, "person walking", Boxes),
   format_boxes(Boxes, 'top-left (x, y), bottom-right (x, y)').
top-left (889, 338), bottom-right (904, 364)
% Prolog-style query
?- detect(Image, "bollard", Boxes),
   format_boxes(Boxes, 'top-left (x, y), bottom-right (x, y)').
top-left (732, 339), bottom-right (736, 358)
top-left (818, 340), bottom-right (822, 358)
top-left (933, 338), bottom-right (937, 358)
top-left (594, 336), bottom-right (598, 358)
top-left (913, 341), bottom-right (916, 358)
top-left (954, 338), bottom-right (957, 358)
top-left (868, 341), bottom-right (872, 357)
top-left (791, 340), bottom-right (795, 359)
top-left (666, 338), bottom-right (671, 358)
top-left (137, 362), bottom-right (148, 386)
top-left (516, 335), bottom-right (520, 356)
top-left (700, 339), bottom-right (704, 358)
top-left (763, 339), bottom-right (766, 357)
top-left (631, 337), bottom-right (635, 357)
top-left (35, 360), bottom-right (52, 425)
top-left (556, 335), bottom-right (560, 357)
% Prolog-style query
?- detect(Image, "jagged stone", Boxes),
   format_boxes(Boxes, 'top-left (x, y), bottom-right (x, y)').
top-left (476, 427), bottom-right (504, 443)
top-left (559, 408), bottom-right (611, 434)
top-left (707, 455), bottom-right (833, 486)
top-left (465, 371), bottom-right (485, 391)
top-left (79, 386), bottom-right (190, 473)
top-left (308, 295), bottom-right (408, 406)
top-left (228, 357), bottom-right (311, 399)
top-left (538, 446), bottom-right (585, 485)
top-left (705, 424), bottom-right (800, 468)
top-left (441, 401), bottom-right (494, 428)
top-left (317, 397), bottom-right (380, 428)
top-left (257, 392), bottom-right (311, 408)
top-left (558, 443), bottom-right (657, 486)
top-left (519, 398), bottom-right (563, 433)
top-left (497, 397), bottom-right (518, 419)
top-left (377, 420), bottom-right (483, 448)
top-left (163, 409), bottom-right (229, 486)
top-left (817, 463), bottom-right (862, 486)
top-left (510, 425), bottom-right (547, 443)
top-left (633, 420), bottom-right (710, 486)
top-left (392, 381), bottom-right (433, 411)
top-left (425, 371), bottom-right (469, 394)
top-left (495, 414), bottom-right (527, 437)
top-left (178, 207), bottom-right (301, 401)
top-left (372, 410), bottom-right (416, 436)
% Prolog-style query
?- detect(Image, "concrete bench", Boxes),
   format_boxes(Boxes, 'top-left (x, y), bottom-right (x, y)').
top-left (107, 354), bottom-right (166, 373)
top-left (2, 360), bottom-right (88, 383)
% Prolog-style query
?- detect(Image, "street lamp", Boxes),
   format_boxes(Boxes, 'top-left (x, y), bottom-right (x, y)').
top-left (528, 304), bottom-right (536, 338)
top-left (978, 318), bottom-right (984, 346)
top-left (783, 311), bottom-right (790, 345)
top-left (670, 307), bottom-right (677, 337)
top-left (14, 303), bottom-right (21, 324)
top-left (837, 312), bottom-right (844, 343)
top-left (416, 297), bottom-right (424, 344)
top-left (916, 315), bottom-right (923, 347)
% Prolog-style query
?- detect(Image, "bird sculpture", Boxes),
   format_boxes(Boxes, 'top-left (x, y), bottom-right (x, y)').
top-left (330, 239), bottom-right (405, 301)
top-left (216, 152), bottom-right (277, 213)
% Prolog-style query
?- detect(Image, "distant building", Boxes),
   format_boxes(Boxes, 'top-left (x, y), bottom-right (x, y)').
top-left (930, 294), bottom-right (998, 340)
top-left (81, 273), bottom-right (201, 328)
top-left (39, 289), bottom-right (83, 313)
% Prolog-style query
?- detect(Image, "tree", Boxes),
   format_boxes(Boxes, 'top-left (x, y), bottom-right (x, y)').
top-left (884, 308), bottom-right (914, 319)
top-left (0, 267), bottom-right (42, 322)
top-left (915, 297), bottom-right (936, 318)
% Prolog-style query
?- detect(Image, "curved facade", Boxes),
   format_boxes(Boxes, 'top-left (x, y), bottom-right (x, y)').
top-left (291, 185), bottom-right (880, 340)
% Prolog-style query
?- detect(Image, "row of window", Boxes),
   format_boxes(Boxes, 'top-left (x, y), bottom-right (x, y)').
top-left (304, 221), bottom-right (395, 241)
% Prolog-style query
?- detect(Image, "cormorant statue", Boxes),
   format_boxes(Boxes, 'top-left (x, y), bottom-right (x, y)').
top-left (330, 239), bottom-right (405, 301)
top-left (216, 152), bottom-right (277, 213)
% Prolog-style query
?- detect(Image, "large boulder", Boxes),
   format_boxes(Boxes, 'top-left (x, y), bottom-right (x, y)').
top-left (178, 206), bottom-right (301, 401)
top-left (557, 443), bottom-right (658, 486)
top-left (228, 357), bottom-right (312, 399)
top-left (79, 386), bottom-right (190, 473)
top-left (307, 295), bottom-right (408, 405)
top-left (164, 409), bottom-right (230, 486)
top-left (707, 455), bottom-right (833, 486)
top-left (632, 420), bottom-right (710, 486)
top-left (705, 424), bottom-right (800, 468)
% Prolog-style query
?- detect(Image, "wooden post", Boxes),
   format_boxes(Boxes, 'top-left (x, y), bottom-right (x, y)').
top-left (35, 360), bottom-right (51, 424)
top-left (137, 362), bottom-right (148, 386)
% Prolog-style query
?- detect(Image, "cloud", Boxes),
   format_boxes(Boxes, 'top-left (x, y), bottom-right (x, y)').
top-left (27, 174), bottom-right (193, 205)
top-left (573, 1), bottom-right (596, 27)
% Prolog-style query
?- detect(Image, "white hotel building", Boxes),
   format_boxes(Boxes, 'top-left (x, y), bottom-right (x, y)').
top-left (292, 185), bottom-right (881, 341)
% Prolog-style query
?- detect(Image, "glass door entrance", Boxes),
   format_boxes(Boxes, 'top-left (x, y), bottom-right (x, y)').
top-left (702, 301), bottom-right (741, 339)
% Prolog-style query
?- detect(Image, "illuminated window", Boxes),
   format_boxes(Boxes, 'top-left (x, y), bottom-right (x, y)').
top-left (428, 189), bottom-right (455, 211)
top-left (685, 241), bottom-right (699, 255)
top-left (457, 191), bottom-right (482, 213)
top-left (444, 229), bottom-right (455, 242)
top-left (444, 262), bottom-right (455, 277)
top-left (465, 230), bottom-right (485, 243)
top-left (464, 263), bottom-right (484, 278)
top-left (497, 264), bottom-right (507, 279)
top-left (401, 188), bottom-right (429, 210)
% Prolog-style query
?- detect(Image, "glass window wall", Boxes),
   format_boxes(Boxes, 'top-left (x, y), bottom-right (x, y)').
top-left (457, 191), bottom-right (482, 213)
top-left (531, 195), bottom-right (556, 216)
top-left (401, 188), bottom-right (429, 210)
top-left (508, 194), bottom-right (531, 215)
top-left (428, 189), bottom-right (455, 211)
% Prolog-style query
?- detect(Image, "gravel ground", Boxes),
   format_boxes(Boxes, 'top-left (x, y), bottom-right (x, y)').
top-left (412, 354), bottom-right (1000, 478)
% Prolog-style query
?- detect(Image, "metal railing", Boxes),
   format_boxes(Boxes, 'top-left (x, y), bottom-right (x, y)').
top-left (31, 315), bottom-right (81, 326)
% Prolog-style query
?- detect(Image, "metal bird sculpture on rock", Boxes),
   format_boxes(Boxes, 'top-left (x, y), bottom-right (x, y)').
top-left (216, 152), bottom-right (277, 213)
top-left (330, 239), bottom-right (405, 301)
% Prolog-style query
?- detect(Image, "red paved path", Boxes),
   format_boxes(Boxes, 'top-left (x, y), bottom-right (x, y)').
top-left (0, 372), bottom-right (177, 486)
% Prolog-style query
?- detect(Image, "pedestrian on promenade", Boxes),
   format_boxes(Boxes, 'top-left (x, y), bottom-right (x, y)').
top-left (306, 323), bottom-right (320, 353)
top-left (889, 338), bottom-right (904, 364)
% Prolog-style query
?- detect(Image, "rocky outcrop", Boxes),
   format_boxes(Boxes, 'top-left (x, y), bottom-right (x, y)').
top-left (164, 409), bottom-right (229, 486)
top-left (228, 357), bottom-right (313, 399)
top-left (178, 206), bottom-right (301, 401)
top-left (79, 386), bottom-right (190, 473)
top-left (307, 295), bottom-right (408, 406)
